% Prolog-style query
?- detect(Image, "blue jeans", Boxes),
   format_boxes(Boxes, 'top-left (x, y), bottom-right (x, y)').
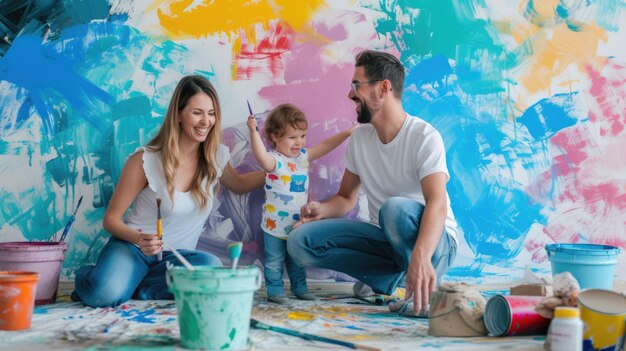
top-left (73, 237), bottom-right (222, 307)
top-left (264, 232), bottom-right (308, 297)
top-left (287, 197), bottom-right (457, 295)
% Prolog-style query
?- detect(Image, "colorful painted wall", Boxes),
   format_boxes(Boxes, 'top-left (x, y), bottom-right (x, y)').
top-left (1, 0), bottom-right (624, 283)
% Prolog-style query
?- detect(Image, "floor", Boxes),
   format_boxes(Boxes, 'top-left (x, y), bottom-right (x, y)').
top-left (0, 281), bottom-right (550, 351)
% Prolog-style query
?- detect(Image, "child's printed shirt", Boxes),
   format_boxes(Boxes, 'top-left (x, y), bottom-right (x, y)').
top-left (261, 149), bottom-right (309, 238)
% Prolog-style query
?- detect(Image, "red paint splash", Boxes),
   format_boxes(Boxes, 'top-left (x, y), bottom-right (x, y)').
top-left (235, 22), bottom-right (294, 80)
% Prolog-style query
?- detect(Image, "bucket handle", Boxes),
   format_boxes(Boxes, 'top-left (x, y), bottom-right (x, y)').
top-left (254, 267), bottom-right (262, 289)
top-left (165, 262), bottom-right (174, 288)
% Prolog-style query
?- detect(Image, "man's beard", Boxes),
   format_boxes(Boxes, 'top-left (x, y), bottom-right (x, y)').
top-left (357, 100), bottom-right (372, 124)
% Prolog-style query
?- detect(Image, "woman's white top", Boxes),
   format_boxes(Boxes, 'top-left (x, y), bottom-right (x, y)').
top-left (123, 145), bottom-right (230, 250)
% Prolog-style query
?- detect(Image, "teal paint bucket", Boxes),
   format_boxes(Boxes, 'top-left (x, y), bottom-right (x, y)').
top-left (166, 266), bottom-right (261, 350)
top-left (545, 244), bottom-right (621, 290)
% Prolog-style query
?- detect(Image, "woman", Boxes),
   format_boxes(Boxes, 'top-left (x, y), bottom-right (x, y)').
top-left (72, 75), bottom-right (264, 308)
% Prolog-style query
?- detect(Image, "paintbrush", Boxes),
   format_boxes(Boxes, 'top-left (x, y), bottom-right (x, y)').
top-left (228, 242), bottom-right (243, 269)
top-left (59, 195), bottom-right (84, 242)
top-left (250, 319), bottom-right (382, 351)
top-left (162, 241), bottom-right (195, 271)
top-left (156, 198), bottom-right (163, 262)
top-left (247, 100), bottom-right (258, 131)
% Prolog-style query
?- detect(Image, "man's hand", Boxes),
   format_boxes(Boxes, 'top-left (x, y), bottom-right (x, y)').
top-left (138, 232), bottom-right (162, 257)
top-left (299, 201), bottom-right (323, 223)
top-left (405, 250), bottom-right (437, 314)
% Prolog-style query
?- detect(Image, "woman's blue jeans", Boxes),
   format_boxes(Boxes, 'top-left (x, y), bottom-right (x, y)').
top-left (73, 237), bottom-right (222, 307)
top-left (287, 197), bottom-right (457, 295)
top-left (263, 232), bottom-right (308, 297)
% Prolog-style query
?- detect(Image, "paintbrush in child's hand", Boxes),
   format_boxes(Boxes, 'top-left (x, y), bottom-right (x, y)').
top-left (247, 100), bottom-right (258, 131)
top-left (156, 198), bottom-right (163, 262)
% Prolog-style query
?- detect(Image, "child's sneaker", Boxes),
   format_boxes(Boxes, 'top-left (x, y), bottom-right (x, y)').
top-left (267, 295), bottom-right (291, 304)
top-left (294, 292), bottom-right (317, 300)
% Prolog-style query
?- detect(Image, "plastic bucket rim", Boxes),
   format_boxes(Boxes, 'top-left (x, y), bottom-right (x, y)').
top-left (166, 265), bottom-right (262, 293)
top-left (0, 271), bottom-right (40, 282)
top-left (578, 289), bottom-right (626, 316)
top-left (0, 242), bottom-right (68, 252)
top-left (545, 243), bottom-right (621, 255)
top-left (167, 265), bottom-right (260, 278)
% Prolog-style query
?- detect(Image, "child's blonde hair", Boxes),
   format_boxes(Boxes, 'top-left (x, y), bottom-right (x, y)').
top-left (264, 104), bottom-right (308, 148)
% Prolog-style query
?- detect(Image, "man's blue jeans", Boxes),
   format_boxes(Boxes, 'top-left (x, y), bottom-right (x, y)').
top-left (73, 237), bottom-right (222, 307)
top-left (287, 197), bottom-right (457, 295)
top-left (264, 232), bottom-right (308, 297)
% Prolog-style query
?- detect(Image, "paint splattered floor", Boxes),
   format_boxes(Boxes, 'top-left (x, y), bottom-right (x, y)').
top-left (0, 282), bottom-right (545, 351)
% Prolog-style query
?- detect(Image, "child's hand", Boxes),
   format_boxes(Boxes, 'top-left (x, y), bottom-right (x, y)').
top-left (247, 115), bottom-right (259, 132)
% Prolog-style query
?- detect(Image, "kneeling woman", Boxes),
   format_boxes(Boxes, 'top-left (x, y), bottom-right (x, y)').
top-left (72, 75), bottom-right (264, 307)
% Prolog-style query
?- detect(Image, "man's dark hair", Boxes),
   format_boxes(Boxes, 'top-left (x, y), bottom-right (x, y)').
top-left (355, 50), bottom-right (404, 98)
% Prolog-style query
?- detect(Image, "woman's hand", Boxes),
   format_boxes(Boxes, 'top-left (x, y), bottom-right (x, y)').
top-left (138, 233), bottom-right (162, 257)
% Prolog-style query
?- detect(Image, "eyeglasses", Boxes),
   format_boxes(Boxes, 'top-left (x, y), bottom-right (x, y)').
top-left (351, 79), bottom-right (382, 92)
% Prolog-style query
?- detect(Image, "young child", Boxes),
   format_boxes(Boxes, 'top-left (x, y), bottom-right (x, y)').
top-left (247, 103), bottom-right (355, 304)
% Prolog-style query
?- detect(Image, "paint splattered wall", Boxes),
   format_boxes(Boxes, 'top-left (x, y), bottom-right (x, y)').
top-left (1, 0), bottom-right (624, 283)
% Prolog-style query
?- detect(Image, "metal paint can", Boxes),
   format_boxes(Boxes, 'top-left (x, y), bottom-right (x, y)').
top-left (484, 295), bottom-right (551, 336)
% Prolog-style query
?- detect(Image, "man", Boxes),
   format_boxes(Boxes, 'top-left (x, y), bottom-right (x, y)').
top-left (287, 50), bottom-right (459, 315)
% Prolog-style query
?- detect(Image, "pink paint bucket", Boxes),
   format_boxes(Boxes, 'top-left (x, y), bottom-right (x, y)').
top-left (484, 295), bottom-right (551, 336)
top-left (0, 242), bottom-right (67, 305)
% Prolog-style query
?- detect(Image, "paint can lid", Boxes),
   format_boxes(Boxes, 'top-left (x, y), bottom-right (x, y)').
top-left (554, 306), bottom-right (579, 318)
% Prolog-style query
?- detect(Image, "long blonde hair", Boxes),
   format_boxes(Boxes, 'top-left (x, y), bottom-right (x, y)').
top-left (146, 75), bottom-right (222, 209)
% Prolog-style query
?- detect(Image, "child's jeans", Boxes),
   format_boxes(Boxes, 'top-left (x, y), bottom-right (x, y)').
top-left (263, 232), bottom-right (308, 297)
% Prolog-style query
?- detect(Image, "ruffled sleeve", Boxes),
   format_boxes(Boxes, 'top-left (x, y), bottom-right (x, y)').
top-left (216, 144), bottom-right (230, 178)
top-left (136, 147), bottom-right (166, 197)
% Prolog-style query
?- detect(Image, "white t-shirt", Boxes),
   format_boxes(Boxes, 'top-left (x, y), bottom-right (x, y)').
top-left (344, 115), bottom-right (459, 243)
top-left (123, 145), bottom-right (230, 250)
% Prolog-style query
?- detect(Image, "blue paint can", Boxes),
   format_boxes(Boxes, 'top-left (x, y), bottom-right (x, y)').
top-left (545, 243), bottom-right (620, 290)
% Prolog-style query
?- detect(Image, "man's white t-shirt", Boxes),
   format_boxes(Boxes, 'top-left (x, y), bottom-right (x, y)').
top-left (344, 115), bottom-right (459, 243)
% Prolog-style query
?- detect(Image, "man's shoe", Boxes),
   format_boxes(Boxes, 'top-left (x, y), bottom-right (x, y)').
top-left (352, 281), bottom-right (375, 298)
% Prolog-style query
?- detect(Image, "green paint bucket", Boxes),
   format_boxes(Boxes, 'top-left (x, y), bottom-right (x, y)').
top-left (166, 266), bottom-right (260, 350)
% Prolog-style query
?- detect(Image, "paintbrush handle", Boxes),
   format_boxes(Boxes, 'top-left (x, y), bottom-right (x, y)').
top-left (250, 319), bottom-right (381, 351)
top-left (59, 215), bottom-right (75, 242)
top-left (156, 218), bottom-right (163, 261)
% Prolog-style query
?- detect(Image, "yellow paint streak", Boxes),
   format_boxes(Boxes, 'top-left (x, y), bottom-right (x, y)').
top-left (155, 0), bottom-right (327, 41)
top-left (529, 0), bottom-right (560, 19)
top-left (521, 23), bottom-right (608, 94)
top-left (287, 311), bottom-right (316, 321)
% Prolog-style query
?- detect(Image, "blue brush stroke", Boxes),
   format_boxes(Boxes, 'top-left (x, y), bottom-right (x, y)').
top-left (518, 93), bottom-right (579, 141)
top-left (402, 55), bottom-right (546, 265)
top-left (0, 34), bottom-right (113, 136)
top-left (121, 308), bottom-right (157, 324)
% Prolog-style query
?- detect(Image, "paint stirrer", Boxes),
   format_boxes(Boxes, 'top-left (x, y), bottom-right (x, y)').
top-left (250, 319), bottom-right (382, 351)
top-left (162, 241), bottom-right (195, 271)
